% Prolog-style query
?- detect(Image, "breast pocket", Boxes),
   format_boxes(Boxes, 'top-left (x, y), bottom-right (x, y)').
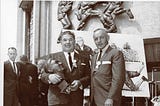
top-left (98, 62), bottom-right (112, 76)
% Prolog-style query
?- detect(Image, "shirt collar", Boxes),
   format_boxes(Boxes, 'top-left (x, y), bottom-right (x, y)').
top-left (64, 51), bottom-right (74, 55)
top-left (99, 44), bottom-right (109, 53)
top-left (9, 59), bottom-right (15, 64)
top-left (63, 51), bottom-right (75, 59)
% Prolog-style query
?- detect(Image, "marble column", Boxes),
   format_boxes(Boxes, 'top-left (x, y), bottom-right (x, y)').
top-left (32, 0), bottom-right (40, 63)
top-left (39, 1), bottom-right (47, 57)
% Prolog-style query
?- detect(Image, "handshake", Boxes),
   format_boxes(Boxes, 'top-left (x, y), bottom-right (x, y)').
top-left (47, 59), bottom-right (81, 94)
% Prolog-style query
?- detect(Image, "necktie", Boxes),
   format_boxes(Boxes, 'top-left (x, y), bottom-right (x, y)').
top-left (13, 62), bottom-right (16, 74)
top-left (68, 53), bottom-right (73, 69)
top-left (97, 49), bottom-right (102, 61)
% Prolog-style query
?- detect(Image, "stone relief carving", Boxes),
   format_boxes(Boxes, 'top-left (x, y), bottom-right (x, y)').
top-left (57, 1), bottom-right (73, 29)
top-left (57, 1), bottom-right (134, 32)
top-left (75, 1), bottom-right (98, 30)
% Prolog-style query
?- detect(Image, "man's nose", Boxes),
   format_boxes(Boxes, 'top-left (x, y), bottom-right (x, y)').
top-left (97, 38), bottom-right (101, 43)
top-left (66, 40), bottom-right (70, 43)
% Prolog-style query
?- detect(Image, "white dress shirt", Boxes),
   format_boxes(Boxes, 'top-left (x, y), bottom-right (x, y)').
top-left (64, 52), bottom-right (75, 71)
top-left (9, 59), bottom-right (18, 74)
top-left (97, 44), bottom-right (109, 61)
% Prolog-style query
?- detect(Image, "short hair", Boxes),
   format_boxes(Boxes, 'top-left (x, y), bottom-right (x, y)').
top-left (20, 55), bottom-right (29, 62)
top-left (8, 47), bottom-right (17, 51)
top-left (93, 28), bottom-right (110, 40)
top-left (76, 36), bottom-right (84, 42)
top-left (93, 28), bottom-right (109, 34)
top-left (57, 31), bottom-right (75, 43)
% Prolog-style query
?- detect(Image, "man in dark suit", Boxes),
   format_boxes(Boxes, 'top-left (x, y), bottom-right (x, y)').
top-left (18, 55), bottom-right (38, 106)
top-left (37, 59), bottom-right (48, 106)
top-left (4, 47), bottom-right (20, 106)
top-left (41, 31), bottom-right (91, 106)
top-left (75, 36), bottom-right (93, 62)
top-left (91, 28), bottom-right (125, 106)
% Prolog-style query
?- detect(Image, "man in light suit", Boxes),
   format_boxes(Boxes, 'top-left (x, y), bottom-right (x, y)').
top-left (41, 31), bottom-right (91, 106)
top-left (4, 47), bottom-right (20, 106)
top-left (91, 28), bottom-right (125, 106)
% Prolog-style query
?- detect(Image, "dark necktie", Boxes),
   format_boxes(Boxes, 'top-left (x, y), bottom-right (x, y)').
top-left (13, 62), bottom-right (16, 74)
top-left (97, 49), bottom-right (102, 61)
top-left (68, 53), bottom-right (73, 68)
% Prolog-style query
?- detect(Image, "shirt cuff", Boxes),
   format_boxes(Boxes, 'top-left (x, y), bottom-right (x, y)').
top-left (79, 84), bottom-right (83, 90)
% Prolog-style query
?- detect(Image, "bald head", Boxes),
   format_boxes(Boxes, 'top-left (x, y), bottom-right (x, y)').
top-left (93, 28), bottom-right (110, 49)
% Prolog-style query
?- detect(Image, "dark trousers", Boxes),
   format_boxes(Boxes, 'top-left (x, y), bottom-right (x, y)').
top-left (91, 98), bottom-right (97, 106)
top-left (91, 98), bottom-right (121, 106)
top-left (68, 89), bottom-right (83, 106)
top-left (49, 104), bottom-right (68, 106)
top-left (4, 94), bottom-right (20, 106)
top-left (20, 95), bottom-right (33, 106)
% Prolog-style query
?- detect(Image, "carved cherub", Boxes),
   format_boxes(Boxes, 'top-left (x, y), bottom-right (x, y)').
top-left (94, 1), bottom-right (134, 32)
top-left (75, 1), bottom-right (98, 30)
top-left (103, 1), bottom-right (134, 19)
top-left (96, 9), bottom-right (117, 32)
top-left (57, 1), bottom-right (73, 29)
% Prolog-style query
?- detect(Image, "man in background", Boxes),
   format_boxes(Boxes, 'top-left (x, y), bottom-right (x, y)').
top-left (4, 47), bottom-right (21, 106)
top-left (18, 55), bottom-right (38, 106)
top-left (75, 36), bottom-right (93, 62)
top-left (91, 28), bottom-right (125, 106)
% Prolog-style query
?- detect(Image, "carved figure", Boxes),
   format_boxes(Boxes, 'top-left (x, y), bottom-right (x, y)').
top-left (103, 1), bottom-right (134, 20)
top-left (57, 1), bottom-right (73, 29)
top-left (75, 1), bottom-right (98, 30)
top-left (94, 1), bottom-right (134, 32)
top-left (96, 9), bottom-right (117, 32)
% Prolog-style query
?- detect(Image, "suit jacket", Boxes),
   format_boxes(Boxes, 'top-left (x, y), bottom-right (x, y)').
top-left (4, 60), bottom-right (20, 106)
top-left (75, 44), bottom-right (93, 60)
top-left (18, 62), bottom-right (38, 105)
top-left (91, 46), bottom-right (125, 106)
top-left (41, 51), bottom-right (91, 106)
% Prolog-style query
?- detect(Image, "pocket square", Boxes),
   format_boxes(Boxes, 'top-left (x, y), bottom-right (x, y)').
top-left (81, 63), bottom-right (86, 65)
top-left (102, 61), bottom-right (111, 64)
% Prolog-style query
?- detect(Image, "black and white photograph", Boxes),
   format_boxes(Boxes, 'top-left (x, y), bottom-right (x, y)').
top-left (1, 0), bottom-right (160, 106)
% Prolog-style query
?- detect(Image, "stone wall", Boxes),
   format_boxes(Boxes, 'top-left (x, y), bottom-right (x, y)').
top-left (48, 1), bottom-right (160, 53)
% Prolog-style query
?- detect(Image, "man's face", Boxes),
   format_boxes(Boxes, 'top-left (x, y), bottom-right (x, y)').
top-left (8, 49), bottom-right (17, 61)
top-left (93, 30), bottom-right (109, 49)
top-left (61, 34), bottom-right (75, 52)
top-left (37, 60), bottom-right (46, 69)
top-left (76, 37), bottom-right (84, 47)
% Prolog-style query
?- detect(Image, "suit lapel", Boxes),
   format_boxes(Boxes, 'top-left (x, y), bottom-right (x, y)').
top-left (16, 62), bottom-right (21, 76)
top-left (92, 46), bottom-right (113, 74)
top-left (57, 51), bottom-right (80, 72)
top-left (91, 52), bottom-right (98, 76)
top-left (100, 46), bottom-right (112, 61)
top-left (59, 52), bottom-right (71, 73)
top-left (7, 60), bottom-right (17, 76)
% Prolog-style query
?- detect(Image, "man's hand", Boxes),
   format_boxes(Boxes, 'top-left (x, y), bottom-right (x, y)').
top-left (28, 76), bottom-right (33, 84)
top-left (104, 98), bottom-right (113, 106)
top-left (48, 74), bottom-right (62, 84)
top-left (70, 80), bottom-right (81, 91)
